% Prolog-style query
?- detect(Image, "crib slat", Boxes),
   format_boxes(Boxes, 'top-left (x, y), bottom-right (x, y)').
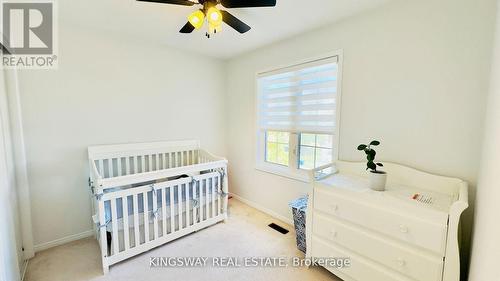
top-left (170, 153), bottom-right (174, 168)
top-left (169, 186), bottom-right (174, 233)
top-left (198, 180), bottom-right (204, 222)
top-left (152, 188), bottom-right (158, 240)
top-left (108, 159), bottom-right (114, 178)
top-left (148, 155), bottom-right (153, 172)
top-left (122, 196), bottom-right (130, 251)
top-left (98, 159), bottom-right (104, 177)
top-left (162, 187), bottom-right (167, 236)
top-left (181, 152), bottom-right (184, 167)
top-left (178, 185), bottom-right (183, 230)
top-left (199, 180), bottom-right (203, 221)
top-left (132, 157), bottom-right (137, 174)
top-left (117, 158), bottom-right (122, 176)
top-left (110, 199), bottom-right (119, 254)
top-left (211, 177), bottom-right (215, 218)
top-left (205, 179), bottom-right (209, 220)
top-left (217, 174), bottom-right (221, 216)
top-left (193, 181), bottom-right (198, 224)
top-left (143, 191), bottom-right (150, 243)
top-left (98, 198), bottom-right (108, 263)
top-left (125, 157), bottom-right (130, 176)
top-left (133, 194), bottom-right (140, 246)
top-left (141, 156), bottom-right (146, 173)
top-left (186, 181), bottom-right (191, 226)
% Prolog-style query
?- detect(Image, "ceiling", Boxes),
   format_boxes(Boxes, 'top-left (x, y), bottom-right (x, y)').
top-left (60, 0), bottom-right (392, 59)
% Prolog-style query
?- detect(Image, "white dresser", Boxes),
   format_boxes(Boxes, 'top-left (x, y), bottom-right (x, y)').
top-left (306, 161), bottom-right (468, 281)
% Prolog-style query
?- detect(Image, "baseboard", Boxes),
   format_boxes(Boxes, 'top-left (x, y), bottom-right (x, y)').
top-left (230, 193), bottom-right (294, 226)
top-left (34, 230), bottom-right (94, 253)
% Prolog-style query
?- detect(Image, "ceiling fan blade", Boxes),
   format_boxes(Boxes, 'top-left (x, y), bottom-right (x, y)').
top-left (220, 0), bottom-right (276, 8)
top-left (221, 10), bottom-right (251, 33)
top-left (179, 22), bottom-right (196, 33)
top-left (137, 0), bottom-right (195, 6)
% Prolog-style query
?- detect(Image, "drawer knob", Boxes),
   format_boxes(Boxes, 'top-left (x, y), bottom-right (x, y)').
top-left (397, 258), bottom-right (406, 267)
top-left (399, 225), bottom-right (409, 233)
top-left (330, 229), bottom-right (337, 238)
top-left (330, 204), bottom-right (339, 211)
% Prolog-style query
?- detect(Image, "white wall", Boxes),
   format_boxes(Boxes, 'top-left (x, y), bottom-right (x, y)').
top-left (468, 1), bottom-right (500, 280)
top-left (225, 0), bottom-right (496, 276)
top-left (0, 66), bottom-right (23, 281)
top-left (17, 24), bottom-right (227, 249)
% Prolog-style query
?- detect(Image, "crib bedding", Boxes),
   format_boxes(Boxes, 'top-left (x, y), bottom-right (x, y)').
top-left (110, 198), bottom-right (222, 252)
top-left (104, 196), bottom-right (220, 233)
top-left (104, 177), bottom-right (220, 223)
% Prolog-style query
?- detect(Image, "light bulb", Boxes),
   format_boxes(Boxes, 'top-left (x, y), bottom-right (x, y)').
top-left (207, 7), bottom-right (222, 26)
top-left (210, 12), bottom-right (219, 21)
top-left (188, 10), bottom-right (205, 29)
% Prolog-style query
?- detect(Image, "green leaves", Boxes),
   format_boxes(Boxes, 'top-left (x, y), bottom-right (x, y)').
top-left (367, 161), bottom-right (377, 171)
top-left (366, 148), bottom-right (376, 159)
top-left (357, 140), bottom-right (383, 172)
top-left (357, 144), bottom-right (367, 151)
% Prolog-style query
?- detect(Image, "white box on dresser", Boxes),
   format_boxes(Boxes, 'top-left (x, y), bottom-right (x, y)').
top-left (306, 161), bottom-right (468, 281)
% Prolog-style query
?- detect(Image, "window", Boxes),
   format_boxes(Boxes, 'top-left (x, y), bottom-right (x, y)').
top-left (299, 133), bottom-right (333, 170)
top-left (265, 131), bottom-right (290, 166)
top-left (256, 54), bottom-right (341, 181)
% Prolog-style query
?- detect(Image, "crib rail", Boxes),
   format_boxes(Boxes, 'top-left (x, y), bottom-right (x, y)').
top-left (93, 150), bottom-right (200, 178)
top-left (96, 170), bottom-right (227, 271)
top-left (89, 141), bottom-right (226, 193)
top-left (95, 158), bottom-right (226, 193)
top-left (88, 140), bottom-right (199, 161)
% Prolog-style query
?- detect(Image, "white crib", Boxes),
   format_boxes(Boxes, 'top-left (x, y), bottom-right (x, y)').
top-left (88, 140), bottom-right (228, 273)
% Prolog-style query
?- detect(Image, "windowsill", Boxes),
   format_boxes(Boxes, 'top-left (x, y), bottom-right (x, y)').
top-left (255, 163), bottom-right (310, 183)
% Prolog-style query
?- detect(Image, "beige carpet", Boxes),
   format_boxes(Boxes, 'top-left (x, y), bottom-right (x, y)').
top-left (25, 199), bottom-right (340, 281)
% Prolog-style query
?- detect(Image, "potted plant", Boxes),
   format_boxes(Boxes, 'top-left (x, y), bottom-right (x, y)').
top-left (357, 140), bottom-right (387, 191)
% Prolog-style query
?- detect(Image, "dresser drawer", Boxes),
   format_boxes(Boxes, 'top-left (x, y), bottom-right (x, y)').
top-left (313, 213), bottom-right (443, 281)
top-left (314, 188), bottom-right (447, 255)
top-left (311, 235), bottom-right (413, 281)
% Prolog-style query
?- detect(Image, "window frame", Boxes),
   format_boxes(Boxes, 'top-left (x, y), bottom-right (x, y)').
top-left (254, 51), bottom-right (344, 182)
top-left (298, 133), bottom-right (335, 170)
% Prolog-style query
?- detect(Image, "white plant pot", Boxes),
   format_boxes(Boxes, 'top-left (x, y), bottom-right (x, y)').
top-left (369, 171), bottom-right (387, 191)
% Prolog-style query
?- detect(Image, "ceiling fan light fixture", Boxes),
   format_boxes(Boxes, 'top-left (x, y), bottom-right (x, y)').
top-left (208, 22), bottom-right (221, 34)
top-left (188, 10), bottom-right (205, 29)
top-left (207, 6), bottom-right (222, 26)
top-left (136, 0), bottom-right (273, 35)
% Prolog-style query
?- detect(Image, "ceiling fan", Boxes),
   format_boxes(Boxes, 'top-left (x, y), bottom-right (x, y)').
top-left (137, 0), bottom-right (277, 37)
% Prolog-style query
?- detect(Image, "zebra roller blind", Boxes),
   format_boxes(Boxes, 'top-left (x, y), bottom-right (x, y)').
top-left (257, 56), bottom-right (339, 134)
